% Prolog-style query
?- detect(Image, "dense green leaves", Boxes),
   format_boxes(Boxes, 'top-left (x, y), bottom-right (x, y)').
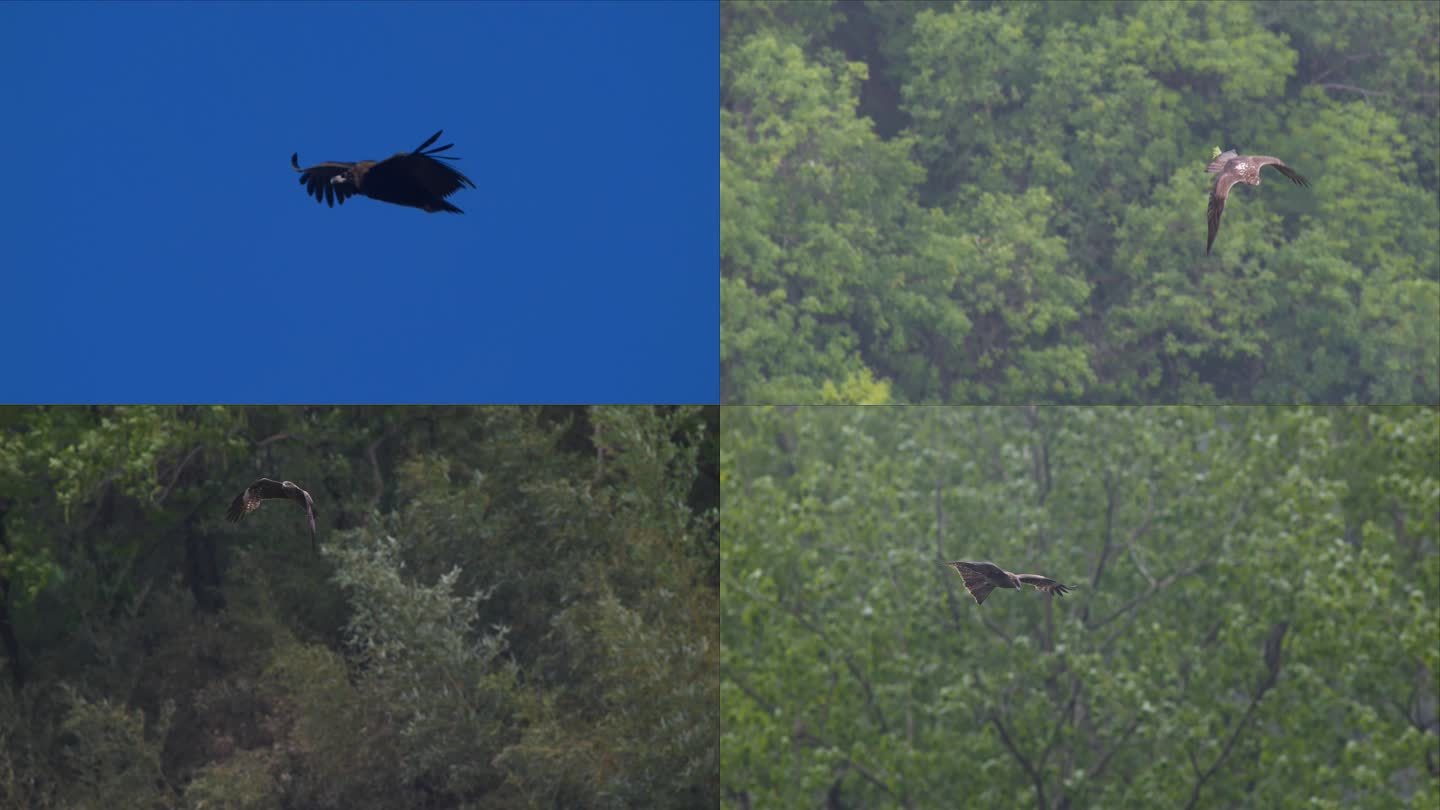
top-left (721, 1), bottom-right (1440, 403)
top-left (0, 406), bottom-right (718, 809)
top-left (722, 406), bottom-right (1438, 808)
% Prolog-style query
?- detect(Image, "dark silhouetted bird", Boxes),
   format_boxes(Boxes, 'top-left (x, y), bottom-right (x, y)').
top-left (226, 478), bottom-right (317, 549)
top-left (1205, 149), bottom-right (1309, 255)
top-left (291, 130), bottom-right (475, 213)
top-left (938, 560), bottom-right (1073, 605)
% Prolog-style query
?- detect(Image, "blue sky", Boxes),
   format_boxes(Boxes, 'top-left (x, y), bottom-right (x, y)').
top-left (1, 1), bottom-right (717, 403)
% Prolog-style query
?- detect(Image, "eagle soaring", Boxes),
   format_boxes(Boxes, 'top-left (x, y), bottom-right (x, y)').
top-left (939, 560), bottom-right (1073, 605)
top-left (1205, 149), bottom-right (1309, 255)
top-left (291, 130), bottom-right (475, 213)
top-left (226, 478), bottom-right (317, 550)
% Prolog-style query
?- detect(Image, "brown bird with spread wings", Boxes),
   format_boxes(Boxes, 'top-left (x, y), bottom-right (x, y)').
top-left (226, 478), bottom-right (317, 550)
top-left (291, 130), bottom-right (475, 213)
top-left (1205, 149), bottom-right (1309, 255)
top-left (939, 560), bottom-right (1073, 605)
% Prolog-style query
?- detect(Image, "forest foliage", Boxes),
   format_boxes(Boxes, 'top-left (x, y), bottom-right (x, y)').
top-left (721, 405), bottom-right (1438, 808)
top-left (721, 1), bottom-right (1440, 404)
top-left (0, 405), bottom-right (718, 810)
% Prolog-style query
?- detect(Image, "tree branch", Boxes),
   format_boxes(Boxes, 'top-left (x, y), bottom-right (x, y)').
top-left (730, 583), bottom-right (890, 733)
top-left (1314, 82), bottom-right (1390, 98)
top-left (1090, 559), bottom-right (1211, 635)
top-left (993, 715), bottom-right (1048, 809)
top-left (1182, 623), bottom-right (1288, 809)
top-left (154, 444), bottom-right (203, 505)
top-left (366, 432), bottom-right (389, 509)
top-left (727, 668), bottom-right (901, 801)
top-left (1086, 713), bottom-right (1141, 783)
top-left (255, 432), bottom-right (294, 448)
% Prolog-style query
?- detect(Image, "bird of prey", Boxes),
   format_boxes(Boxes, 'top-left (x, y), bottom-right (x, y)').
top-left (226, 478), bottom-right (317, 550)
top-left (1205, 149), bottom-right (1309, 255)
top-left (291, 130), bottom-right (475, 213)
top-left (938, 560), bottom-right (1073, 605)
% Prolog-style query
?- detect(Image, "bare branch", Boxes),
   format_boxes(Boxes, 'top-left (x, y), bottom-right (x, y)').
top-left (154, 444), bottom-right (203, 505)
top-left (730, 582), bottom-right (890, 733)
top-left (1091, 560), bottom-right (1212, 635)
top-left (366, 433), bottom-right (388, 508)
top-left (1182, 623), bottom-right (1288, 809)
top-left (1314, 82), bottom-right (1390, 98)
top-left (1087, 713), bottom-right (1141, 783)
top-left (727, 668), bottom-right (901, 801)
top-left (1311, 51), bottom-right (1381, 83)
top-left (255, 432), bottom-right (294, 448)
top-left (993, 715), bottom-right (1048, 809)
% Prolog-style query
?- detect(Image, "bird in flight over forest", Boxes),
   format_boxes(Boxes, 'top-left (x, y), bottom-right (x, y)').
top-left (1205, 149), bottom-right (1309, 255)
top-left (226, 478), bottom-right (317, 550)
top-left (938, 560), bottom-right (1073, 605)
top-left (291, 130), bottom-right (475, 213)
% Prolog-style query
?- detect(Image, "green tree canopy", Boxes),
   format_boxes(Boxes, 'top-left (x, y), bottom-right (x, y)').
top-left (721, 1), bottom-right (1440, 403)
top-left (0, 405), bottom-right (718, 810)
top-left (722, 405), bottom-right (1438, 808)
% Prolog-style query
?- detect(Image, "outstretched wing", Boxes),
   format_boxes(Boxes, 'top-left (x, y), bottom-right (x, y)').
top-left (293, 486), bottom-right (318, 551)
top-left (227, 478), bottom-right (284, 522)
top-left (1016, 574), bottom-right (1073, 596)
top-left (942, 561), bottom-right (1000, 605)
top-left (1253, 156), bottom-right (1309, 187)
top-left (250, 478), bottom-right (288, 500)
top-left (368, 132), bottom-right (475, 212)
top-left (225, 490), bottom-right (251, 522)
top-left (1207, 172), bottom-right (1242, 255)
top-left (378, 153), bottom-right (474, 198)
top-left (291, 153), bottom-right (358, 208)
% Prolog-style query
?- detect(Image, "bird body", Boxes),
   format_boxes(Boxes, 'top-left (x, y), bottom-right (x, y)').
top-left (226, 478), bottom-right (317, 549)
top-left (291, 130), bottom-right (475, 213)
top-left (939, 560), bottom-right (1073, 605)
top-left (1205, 149), bottom-right (1309, 255)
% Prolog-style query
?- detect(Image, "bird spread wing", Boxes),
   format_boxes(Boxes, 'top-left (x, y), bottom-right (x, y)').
top-left (227, 479), bottom-right (317, 549)
top-left (291, 132), bottom-right (471, 213)
top-left (225, 490), bottom-right (251, 522)
top-left (1016, 574), bottom-right (1072, 596)
top-left (411, 130), bottom-right (446, 155)
top-left (291, 155), bottom-right (359, 207)
top-left (250, 478), bottom-right (290, 500)
top-left (944, 561), bottom-right (999, 605)
top-left (1207, 172), bottom-right (1242, 255)
top-left (1253, 157), bottom-right (1309, 187)
top-left (295, 487), bottom-right (318, 550)
top-left (372, 152), bottom-right (475, 199)
top-left (227, 478), bottom-right (281, 522)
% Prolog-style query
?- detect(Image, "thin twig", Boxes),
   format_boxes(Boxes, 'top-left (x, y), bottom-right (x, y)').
top-left (1182, 624), bottom-right (1287, 809)
top-left (730, 582), bottom-right (890, 733)
top-left (366, 433), bottom-right (389, 508)
top-left (993, 715), bottom-right (1048, 809)
top-left (727, 668), bottom-right (900, 799)
top-left (1314, 82), bottom-right (1390, 98)
top-left (154, 444), bottom-right (203, 505)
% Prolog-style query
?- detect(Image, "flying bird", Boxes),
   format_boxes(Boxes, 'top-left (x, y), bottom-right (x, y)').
top-left (1205, 149), bottom-right (1309, 255)
top-left (291, 130), bottom-right (475, 213)
top-left (226, 478), bottom-right (317, 550)
top-left (938, 560), bottom-right (1073, 605)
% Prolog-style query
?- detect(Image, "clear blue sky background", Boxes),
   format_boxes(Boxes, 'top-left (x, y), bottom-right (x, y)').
top-left (1, 1), bottom-right (717, 403)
